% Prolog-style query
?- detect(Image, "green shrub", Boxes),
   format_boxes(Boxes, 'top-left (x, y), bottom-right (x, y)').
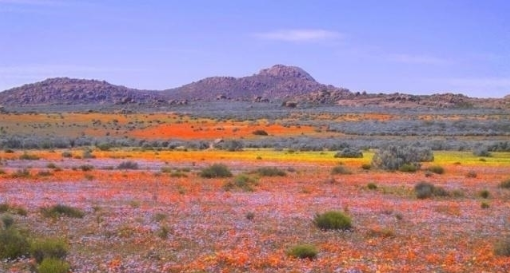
top-left (37, 170), bottom-right (53, 177)
top-left (334, 148), bottom-right (363, 158)
top-left (313, 211), bottom-right (352, 231)
top-left (19, 152), bottom-right (39, 160)
top-left (46, 163), bottom-right (58, 169)
top-left (252, 130), bottom-right (268, 136)
top-left (79, 164), bottom-right (94, 171)
top-left (481, 202), bottom-right (490, 209)
top-left (414, 182), bottom-right (435, 199)
top-left (30, 238), bottom-right (68, 264)
top-left (466, 171), bottom-right (477, 178)
top-left (37, 258), bottom-right (70, 273)
top-left (0, 228), bottom-right (30, 260)
top-left (473, 147), bottom-right (491, 157)
top-left (499, 179), bottom-right (510, 189)
top-left (0, 203), bottom-right (9, 213)
top-left (287, 244), bottom-right (318, 260)
top-left (11, 168), bottom-right (31, 178)
top-left (224, 174), bottom-right (258, 192)
top-left (96, 143), bottom-right (112, 151)
top-left (399, 163), bottom-right (418, 173)
top-left (479, 189), bottom-right (490, 199)
top-left (331, 165), bottom-right (352, 175)
top-left (367, 183), bottom-right (378, 190)
top-left (41, 204), bottom-right (84, 218)
top-left (255, 167), bottom-right (286, 177)
top-left (372, 145), bottom-right (433, 171)
top-left (117, 161), bottom-right (139, 170)
top-left (361, 164), bottom-right (371, 170)
top-left (200, 164), bottom-right (233, 178)
top-left (1, 214), bottom-right (14, 229)
top-left (61, 151), bottom-right (73, 158)
top-left (426, 165), bottom-right (445, 174)
top-left (494, 238), bottom-right (510, 256)
top-left (414, 182), bottom-right (449, 199)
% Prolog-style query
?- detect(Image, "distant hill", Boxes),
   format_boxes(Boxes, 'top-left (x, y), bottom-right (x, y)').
top-left (0, 77), bottom-right (166, 106)
top-left (0, 65), bottom-right (508, 109)
top-left (164, 64), bottom-right (350, 101)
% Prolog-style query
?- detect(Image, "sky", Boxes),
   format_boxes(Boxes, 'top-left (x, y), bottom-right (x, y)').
top-left (0, 0), bottom-right (509, 98)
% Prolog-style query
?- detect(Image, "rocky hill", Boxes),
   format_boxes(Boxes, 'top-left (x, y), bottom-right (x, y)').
top-left (0, 78), bottom-right (167, 106)
top-left (164, 64), bottom-right (351, 101)
top-left (0, 65), bottom-right (508, 109)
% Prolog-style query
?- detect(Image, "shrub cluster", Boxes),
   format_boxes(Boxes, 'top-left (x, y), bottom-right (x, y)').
top-left (255, 167), bottom-right (286, 177)
top-left (200, 164), bottom-right (233, 178)
top-left (334, 148), bottom-right (363, 158)
top-left (287, 244), bottom-right (318, 260)
top-left (313, 211), bottom-right (352, 231)
top-left (41, 204), bottom-right (85, 219)
top-left (372, 145), bottom-right (434, 171)
top-left (414, 182), bottom-right (449, 199)
top-left (117, 161), bottom-right (139, 170)
top-left (223, 174), bottom-right (258, 192)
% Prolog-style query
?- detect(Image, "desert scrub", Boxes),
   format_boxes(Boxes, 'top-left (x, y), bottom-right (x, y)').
top-left (367, 182), bottom-right (378, 190)
top-left (399, 163), bottom-right (418, 173)
top-left (313, 211), bottom-right (352, 231)
top-left (372, 145), bottom-right (433, 171)
top-left (287, 244), bottom-right (318, 260)
top-left (117, 160), bottom-right (139, 170)
top-left (252, 129), bottom-right (268, 136)
top-left (1, 214), bottom-right (14, 229)
top-left (61, 151), bottom-right (72, 158)
top-left (479, 189), bottom-right (490, 199)
top-left (223, 174), bottom-right (258, 192)
top-left (466, 171), bottom-right (477, 178)
top-left (200, 164), bottom-right (232, 178)
top-left (494, 238), bottom-right (510, 256)
top-left (499, 179), bottom-right (510, 189)
top-left (11, 168), bottom-right (31, 178)
top-left (30, 238), bottom-right (68, 263)
top-left (414, 182), bottom-right (449, 199)
top-left (255, 167), bottom-right (286, 177)
top-left (37, 258), bottom-right (70, 273)
top-left (19, 152), bottom-right (40, 160)
top-left (0, 227), bottom-right (30, 260)
top-left (426, 165), bottom-right (445, 174)
top-left (41, 204), bottom-right (85, 218)
top-left (331, 165), bottom-right (352, 175)
top-left (334, 148), bottom-right (363, 158)
top-left (79, 164), bottom-right (94, 171)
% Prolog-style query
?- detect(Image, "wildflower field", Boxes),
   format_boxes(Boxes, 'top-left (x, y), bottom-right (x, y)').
top-left (1, 105), bottom-right (509, 272)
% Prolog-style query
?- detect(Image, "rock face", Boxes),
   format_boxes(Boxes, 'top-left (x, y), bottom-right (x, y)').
top-left (164, 64), bottom-right (350, 101)
top-left (0, 78), bottom-right (166, 106)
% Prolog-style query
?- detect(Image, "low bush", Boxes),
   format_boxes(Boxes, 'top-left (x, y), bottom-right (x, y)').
top-left (334, 148), bottom-right (363, 158)
top-left (252, 130), bottom-right (268, 136)
top-left (287, 244), bottom-right (318, 260)
top-left (117, 161), bottom-right (139, 170)
top-left (79, 164), bottom-right (94, 171)
top-left (19, 152), bottom-right (39, 160)
top-left (331, 165), bottom-right (352, 175)
top-left (426, 165), bottom-right (445, 174)
top-left (481, 202), bottom-right (490, 209)
top-left (1, 214), bottom-right (14, 229)
top-left (399, 163), bottom-right (418, 173)
top-left (473, 147), bottom-right (491, 157)
top-left (0, 228), bottom-right (30, 260)
top-left (414, 182), bottom-right (449, 199)
top-left (37, 258), bottom-right (70, 273)
top-left (479, 189), bottom-right (490, 199)
top-left (367, 183), bottom-right (378, 190)
top-left (61, 151), bottom-right (72, 158)
top-left (494, 238), bottom-right (510, 256)
top-left (313, 211), bottom-right (352, 231)
top-left (499, 179), bottom-right (510, 189)
top-left (30, 238), bottom-right (68, 264)
top-left (41, 204), bottom-right (85, 218)
top-left (255, 167), bottom-right (286, 177)
top-left (466, 171), bottom-right (477, 178)
top-left (11, 168), bottom-right (31, 178)
top-left (200, 164), bottom-right (233, 178)
top-left (223, 174), bottom-right (258, 192)
top-left (361, 164), bottom-right (371, 170)
top-left (372, 145), bottom-right (433, 171)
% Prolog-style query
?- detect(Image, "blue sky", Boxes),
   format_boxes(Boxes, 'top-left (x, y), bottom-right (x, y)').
top-left (0, 0), bottom-right (509, 98)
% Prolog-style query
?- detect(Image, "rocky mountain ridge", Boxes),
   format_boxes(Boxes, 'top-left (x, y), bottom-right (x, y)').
top-left (0, 64), bottom-right (508, 109)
